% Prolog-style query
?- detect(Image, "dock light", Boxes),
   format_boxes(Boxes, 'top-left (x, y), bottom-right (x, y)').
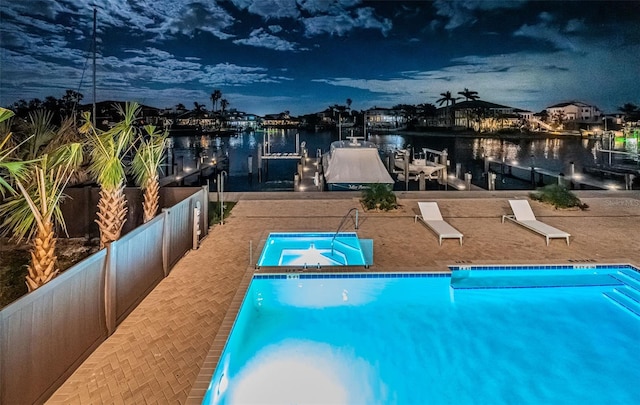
top-left (572, 174), bottom-right (583, 181)
top-left (457, 184), bottom-right (466, 190)
top-left (606, 183), bottom-right (621, 190)
top-left (511, 160), bottom-right (518, 165)
top-left (184, 167), bottom-right (192, 172)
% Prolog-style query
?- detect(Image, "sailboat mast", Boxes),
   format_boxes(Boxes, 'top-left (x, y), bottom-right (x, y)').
top-left (92, 7), bottom-right (97, 126)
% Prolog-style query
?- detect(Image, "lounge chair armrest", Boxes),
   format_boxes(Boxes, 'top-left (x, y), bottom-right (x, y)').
top-left (502, 214), bottom-right (515, 224)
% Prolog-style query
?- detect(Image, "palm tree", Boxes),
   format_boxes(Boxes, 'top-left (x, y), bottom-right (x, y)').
top-left (131, 125), bottom-right (167, 223)
top-left (210, 89), bottom-right (222, 112)
top-left (220, 99), bottom-right (229, 113)
top-left (457, 89), bottom-right (480, 128)
top-left (81, 102), bottom-right (141, 248)
top-left (0, 143), bottom-right (83, 291)
top-left (0, 107), bottom-right (84, 291)
top-left (619, 103), bottom-right (640, 122)
top-left (346, 98), bottom-right (352, 114)
top-left (457, 88), bottom-right (480, 101)
top-left (436, 91), bottom-right (458, 127)
top-left (0, 108), bottom-right (28, 197)
top-left (193, 102), bottom-right (206, 118)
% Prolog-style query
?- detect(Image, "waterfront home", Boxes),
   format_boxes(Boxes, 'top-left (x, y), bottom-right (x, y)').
top-left (262, 111), bottom-right (300, 128)
top-left (546, 101), bottom-right (603, 123)
top-left (223, 109), bottom-right (260, 131)
top-left (365, 107), bottom-right (408, 130)
top-left (433, 99), bottom-right (518, 131)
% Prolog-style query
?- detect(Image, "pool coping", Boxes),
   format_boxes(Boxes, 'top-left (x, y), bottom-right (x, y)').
top-left (185, 261), bottom-right (639, 403)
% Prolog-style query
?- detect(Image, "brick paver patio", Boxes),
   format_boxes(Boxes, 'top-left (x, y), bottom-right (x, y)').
top-left (46, 191), bottom-right (640, 404)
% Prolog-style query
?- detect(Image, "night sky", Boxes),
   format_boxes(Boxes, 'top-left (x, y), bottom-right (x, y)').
top-left (1, 0), bottom-right (639, 116)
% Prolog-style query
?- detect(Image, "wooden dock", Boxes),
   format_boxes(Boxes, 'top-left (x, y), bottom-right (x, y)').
top-left (485, 160), bottom-right (631, 190)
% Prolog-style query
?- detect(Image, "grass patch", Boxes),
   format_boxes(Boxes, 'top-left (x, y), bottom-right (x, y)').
top-left (209, 201), bottom-right (236, 225)
top-left (529, 184), bottom-right (589, 210)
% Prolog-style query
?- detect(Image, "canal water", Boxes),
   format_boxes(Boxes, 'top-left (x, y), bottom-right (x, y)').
top-left (166, 129), bottom-right (635, 192)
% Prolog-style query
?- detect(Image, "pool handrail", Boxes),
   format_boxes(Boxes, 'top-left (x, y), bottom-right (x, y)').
top-left (331, 208), bottom-right (359, 256)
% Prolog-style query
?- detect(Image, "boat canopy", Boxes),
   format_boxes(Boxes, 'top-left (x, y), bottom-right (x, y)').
top-left (323, 147), bottom-right (394, 185)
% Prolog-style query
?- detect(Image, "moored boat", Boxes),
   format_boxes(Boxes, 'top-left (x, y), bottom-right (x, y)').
top-left (322, 137), bottom-right (394, 191)
top-left (393, 148), bottom-right (446, 180)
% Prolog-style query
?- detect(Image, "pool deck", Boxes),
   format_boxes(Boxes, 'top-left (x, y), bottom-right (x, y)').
top-left (46, 190), bottom-right (640, 404)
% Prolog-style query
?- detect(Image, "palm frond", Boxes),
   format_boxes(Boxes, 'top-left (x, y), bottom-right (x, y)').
top-left (131, 125), bottom-right (167, 189)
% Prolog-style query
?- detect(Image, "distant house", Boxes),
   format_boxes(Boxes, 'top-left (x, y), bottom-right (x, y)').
top-left (428, 100), bottom-right (519, 130)
top-left (365, 107), bottom-right (407, 129)
top-left (546, 101), bottom-right (602, 122)
top-left (262, 112), bottom-right (300, 128)
top-left (224, 109), bottom-right (260, 130)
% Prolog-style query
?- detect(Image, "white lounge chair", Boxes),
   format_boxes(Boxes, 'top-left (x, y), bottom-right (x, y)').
top-left (414, 202), bottom-right (463, 246)
top-left (502, 199), bottom-right (571, 246)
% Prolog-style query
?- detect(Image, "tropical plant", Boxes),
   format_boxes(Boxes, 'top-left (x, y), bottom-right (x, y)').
top-left (0, 108), bottom-right (23, 197)
top-left (193, 102), bottom-right (206, 118)
top-left (131, 125), bottom-right (167, 223)
top-left (458, 88), bottom-right (480, 101)
top-left (360, 183), bottom-right (397, 211)
top-left (1, 146), bottom-right (83, 290)
top-left (436, 91), bottom-right (458, 128)
top-left (210, 89), bottom-right (222, 112)
top-left (0, 115), bottom-right (83, 291)
top-left (81, 102), bottom-right (141, 248)
top-left (529, 184), bottom-right (588, 210)
top-left (220, 99), bottom-right (229, 113)
top-left (618, 103), bottom-right (640, 122)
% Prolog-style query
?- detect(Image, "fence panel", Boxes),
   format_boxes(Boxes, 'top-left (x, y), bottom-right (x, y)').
top-left (114, 214), bottom-right (166, 325)
top-left (164, 191), bottom-right (201, 268)
top-left (0, 188), bottom-right (206, 404)
top-left (0, 250), bottom-right (107, 405)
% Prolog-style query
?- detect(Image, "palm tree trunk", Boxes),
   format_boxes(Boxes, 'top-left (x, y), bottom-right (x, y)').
top-left (143, 176), bottom-right (159, 223)
top-left (26, 221), bottom-right (58, 291)
top-left (96, 183), bottom-right (128, 248)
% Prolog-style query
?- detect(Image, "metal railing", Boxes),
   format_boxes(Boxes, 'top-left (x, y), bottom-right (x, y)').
top-left (330, 207), bottom-right (359, 256)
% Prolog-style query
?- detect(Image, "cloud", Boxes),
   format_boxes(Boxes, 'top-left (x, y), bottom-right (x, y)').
top-left (202, 63), bottom-right (289, 86)
top-left (156, 2), bottom-right (236, 39)
top-left (432, 0), bottom-right (527, 30)
top-left (231, 0), bottom-right (301, 19)
top-left (303, 7), bottom-right (391, 36)
top-left (233, 28), bottom-right (299, 51)
top-left (514, 12), bottom-right (584, 51)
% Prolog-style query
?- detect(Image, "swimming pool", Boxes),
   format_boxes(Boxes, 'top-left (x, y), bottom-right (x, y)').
top-left (201, 265), bottom-right (640, 404)
top-left (256, 232), bottom-right (369, 267)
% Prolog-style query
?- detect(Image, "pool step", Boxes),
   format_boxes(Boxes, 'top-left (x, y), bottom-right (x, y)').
top-left (612, 271), bottom-right (640, 291)
top-left (603, 289), bottom-right (640, 319)
top-left (621, 269), bottom-right (640, 281)
top-left (450, 274), bottom-right (622, 289)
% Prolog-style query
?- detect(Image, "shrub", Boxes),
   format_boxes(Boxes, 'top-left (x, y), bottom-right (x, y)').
top-left (360, 183), bottom-right (397, 211)
top-left (529, 184), bottom-right (588, 210)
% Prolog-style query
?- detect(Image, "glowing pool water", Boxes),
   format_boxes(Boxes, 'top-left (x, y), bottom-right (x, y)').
top-left (202, 265), bottom-right (640, 404)
top-left (256, 232), bottom-right (368, 267)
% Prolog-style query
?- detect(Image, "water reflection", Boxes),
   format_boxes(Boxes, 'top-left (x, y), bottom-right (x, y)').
top-left (167, 129), bottom-right (628, 191)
